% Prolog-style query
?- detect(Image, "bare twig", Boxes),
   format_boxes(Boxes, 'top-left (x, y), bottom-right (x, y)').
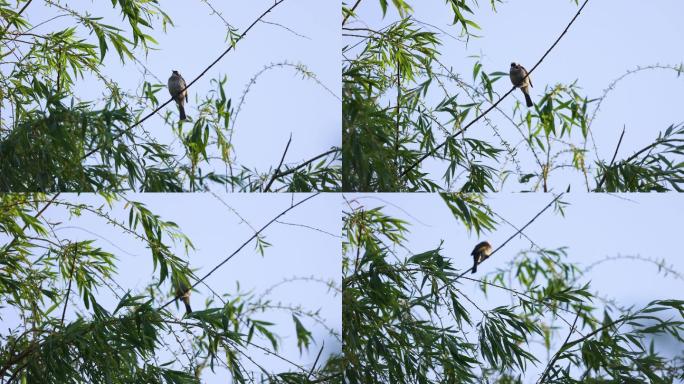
top-left (307, 342), bottom-right (325, 379)
top-left (594, 125), bottom-right (626, 191)
top-left (260, 20), bottom-right (310, 40)
top-left (263, 134), bottom-right (293, 192)
top-left (537, 311), bottom-right (581, 383)
top-left (275, 220), bottom-right (341, 238)
top-left (199, 0), bottom-right (232, 29)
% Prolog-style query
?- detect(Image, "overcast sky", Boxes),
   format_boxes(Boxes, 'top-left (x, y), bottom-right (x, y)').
top-left (345, 0), bottom-right (684, 191)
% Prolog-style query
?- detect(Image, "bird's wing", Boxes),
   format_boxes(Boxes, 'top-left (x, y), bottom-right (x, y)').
top-left (521, 65), bottom-right (533, 87)
top-left (472, 243), bottom-right (484, 255)
top-left (180, 76), bottom-right (188, 100)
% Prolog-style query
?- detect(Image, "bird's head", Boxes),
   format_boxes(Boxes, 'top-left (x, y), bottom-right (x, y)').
top-left (510, 62), bottom-right (517, 68)
top-left (172, 70), bottom-right (179, 75)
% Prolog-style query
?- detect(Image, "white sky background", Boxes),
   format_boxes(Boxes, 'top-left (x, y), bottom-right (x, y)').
top-left (2, 193), bottom-right (342, 382)
top-left (344, 0), bottom-right (684, 191)
top-left (19, 0), bottom-right (340, 182)
top-left (346, 193), bottom-right (684, 381)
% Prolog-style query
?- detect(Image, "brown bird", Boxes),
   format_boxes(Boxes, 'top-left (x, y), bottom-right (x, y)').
top-left (509, 62), bottom-right (533, 107)
top-left (168, 70), bottom-right (188, 120)
top-left (175, 280), bottom-right (192, 314)
top-left (470, 241), bottom-right (492, 274)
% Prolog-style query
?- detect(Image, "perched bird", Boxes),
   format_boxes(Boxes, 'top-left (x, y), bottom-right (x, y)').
top-left (175, 280), bottom-right (192, 314)
top-left (168, 70), bottom-right (188, 120)
top-left (509, 62), bottom-right (533, 107)
top-left (470, 241), bottom-right (492, 274)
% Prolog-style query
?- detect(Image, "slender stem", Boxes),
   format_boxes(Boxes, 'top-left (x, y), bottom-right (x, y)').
top-left (263, 134), bottom-right (292, 192)
top-left (160, 193), bottom-right (320, 310)
top-left (537, 311), bottom-right (581, 383)
top-left (271, 147), bottom-right (339, 179)
top-left (400, 0), bottom-right (591, 180)
top-left (0, 0), bottom-right (34, 37)
top-left (594, 125), bottom-right (626, 191)
top-left (342, 0), bottom-right (363, 26)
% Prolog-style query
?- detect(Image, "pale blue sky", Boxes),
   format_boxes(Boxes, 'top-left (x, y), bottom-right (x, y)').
top-left (22, 0), bottom-right (340, 182)
top-left (346, 0), bottom-right (684, 191)
top-left (347, 193), bottom-right (684, 380)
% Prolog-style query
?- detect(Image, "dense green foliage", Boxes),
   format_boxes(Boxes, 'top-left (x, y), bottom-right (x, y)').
top-left (342, 0), bottom-right (684, 192)
top-left (0, 0), bottom-right (341, 192)
top-left (0, 193), bottom-right (341, 383)
top-left (342, 194), bottom-right (684, 382)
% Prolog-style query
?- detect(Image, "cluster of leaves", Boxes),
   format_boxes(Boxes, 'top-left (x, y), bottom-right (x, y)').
top-left (595, 123), bottom-right (684, 192)
top-left (342, 14), bottom-right (504, 192)
top-left (342, 0), bottom-right (684, 192)
top-left (440, 192), bottom-right (497, 234)
top-left (343, 0), bottom-right (501, 32)
top-left (0, 194), bottom-right (341, 383)
top-left (342, 198), bottom-right (684, 383)
top-left (0, 1), bottom-right (340, 192)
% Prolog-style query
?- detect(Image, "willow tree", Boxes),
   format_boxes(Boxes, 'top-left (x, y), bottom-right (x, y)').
top-left (0, 193), bottom-right (341, 383)
top-left (0, 1), bottom-right (341, 192)
top-left (342, 194), bottom-right (684, 382)
top-left (342, 0), bottom-right (684, 192)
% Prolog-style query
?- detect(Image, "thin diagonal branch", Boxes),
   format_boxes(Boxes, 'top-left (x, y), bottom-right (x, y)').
top-left (537, 311), bottom-right (581, 383)
top-left (400, 0), bottom-right (591, 180)
top-left (342, 0), bottom-right (363, 26)
top-left (594, 125), bottom-right (626, 191)
top-left (459, 192), bottom-right (564, 279)
top-left (82, 0), bottom-right (288, 159)
top-left (160, 193), bottom-right (320, 310)
top-left (263, 133), bottom-right (293, 192)
top-left (271, 147), bottom-right (340, 180)
top-left (0, 0), bottom-right (34, 37)
top-left (307, 342), bottom-right (325, 379)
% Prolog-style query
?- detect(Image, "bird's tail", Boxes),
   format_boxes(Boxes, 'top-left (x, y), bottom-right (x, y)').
top-left (524, 92), bottom-right (533, 108)
top-left (471, 262), bottom-right (477, 274)
top-left (178, 104), bottom-right (187, 121)
top-left (182, 297), bottom-right (192, 314)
